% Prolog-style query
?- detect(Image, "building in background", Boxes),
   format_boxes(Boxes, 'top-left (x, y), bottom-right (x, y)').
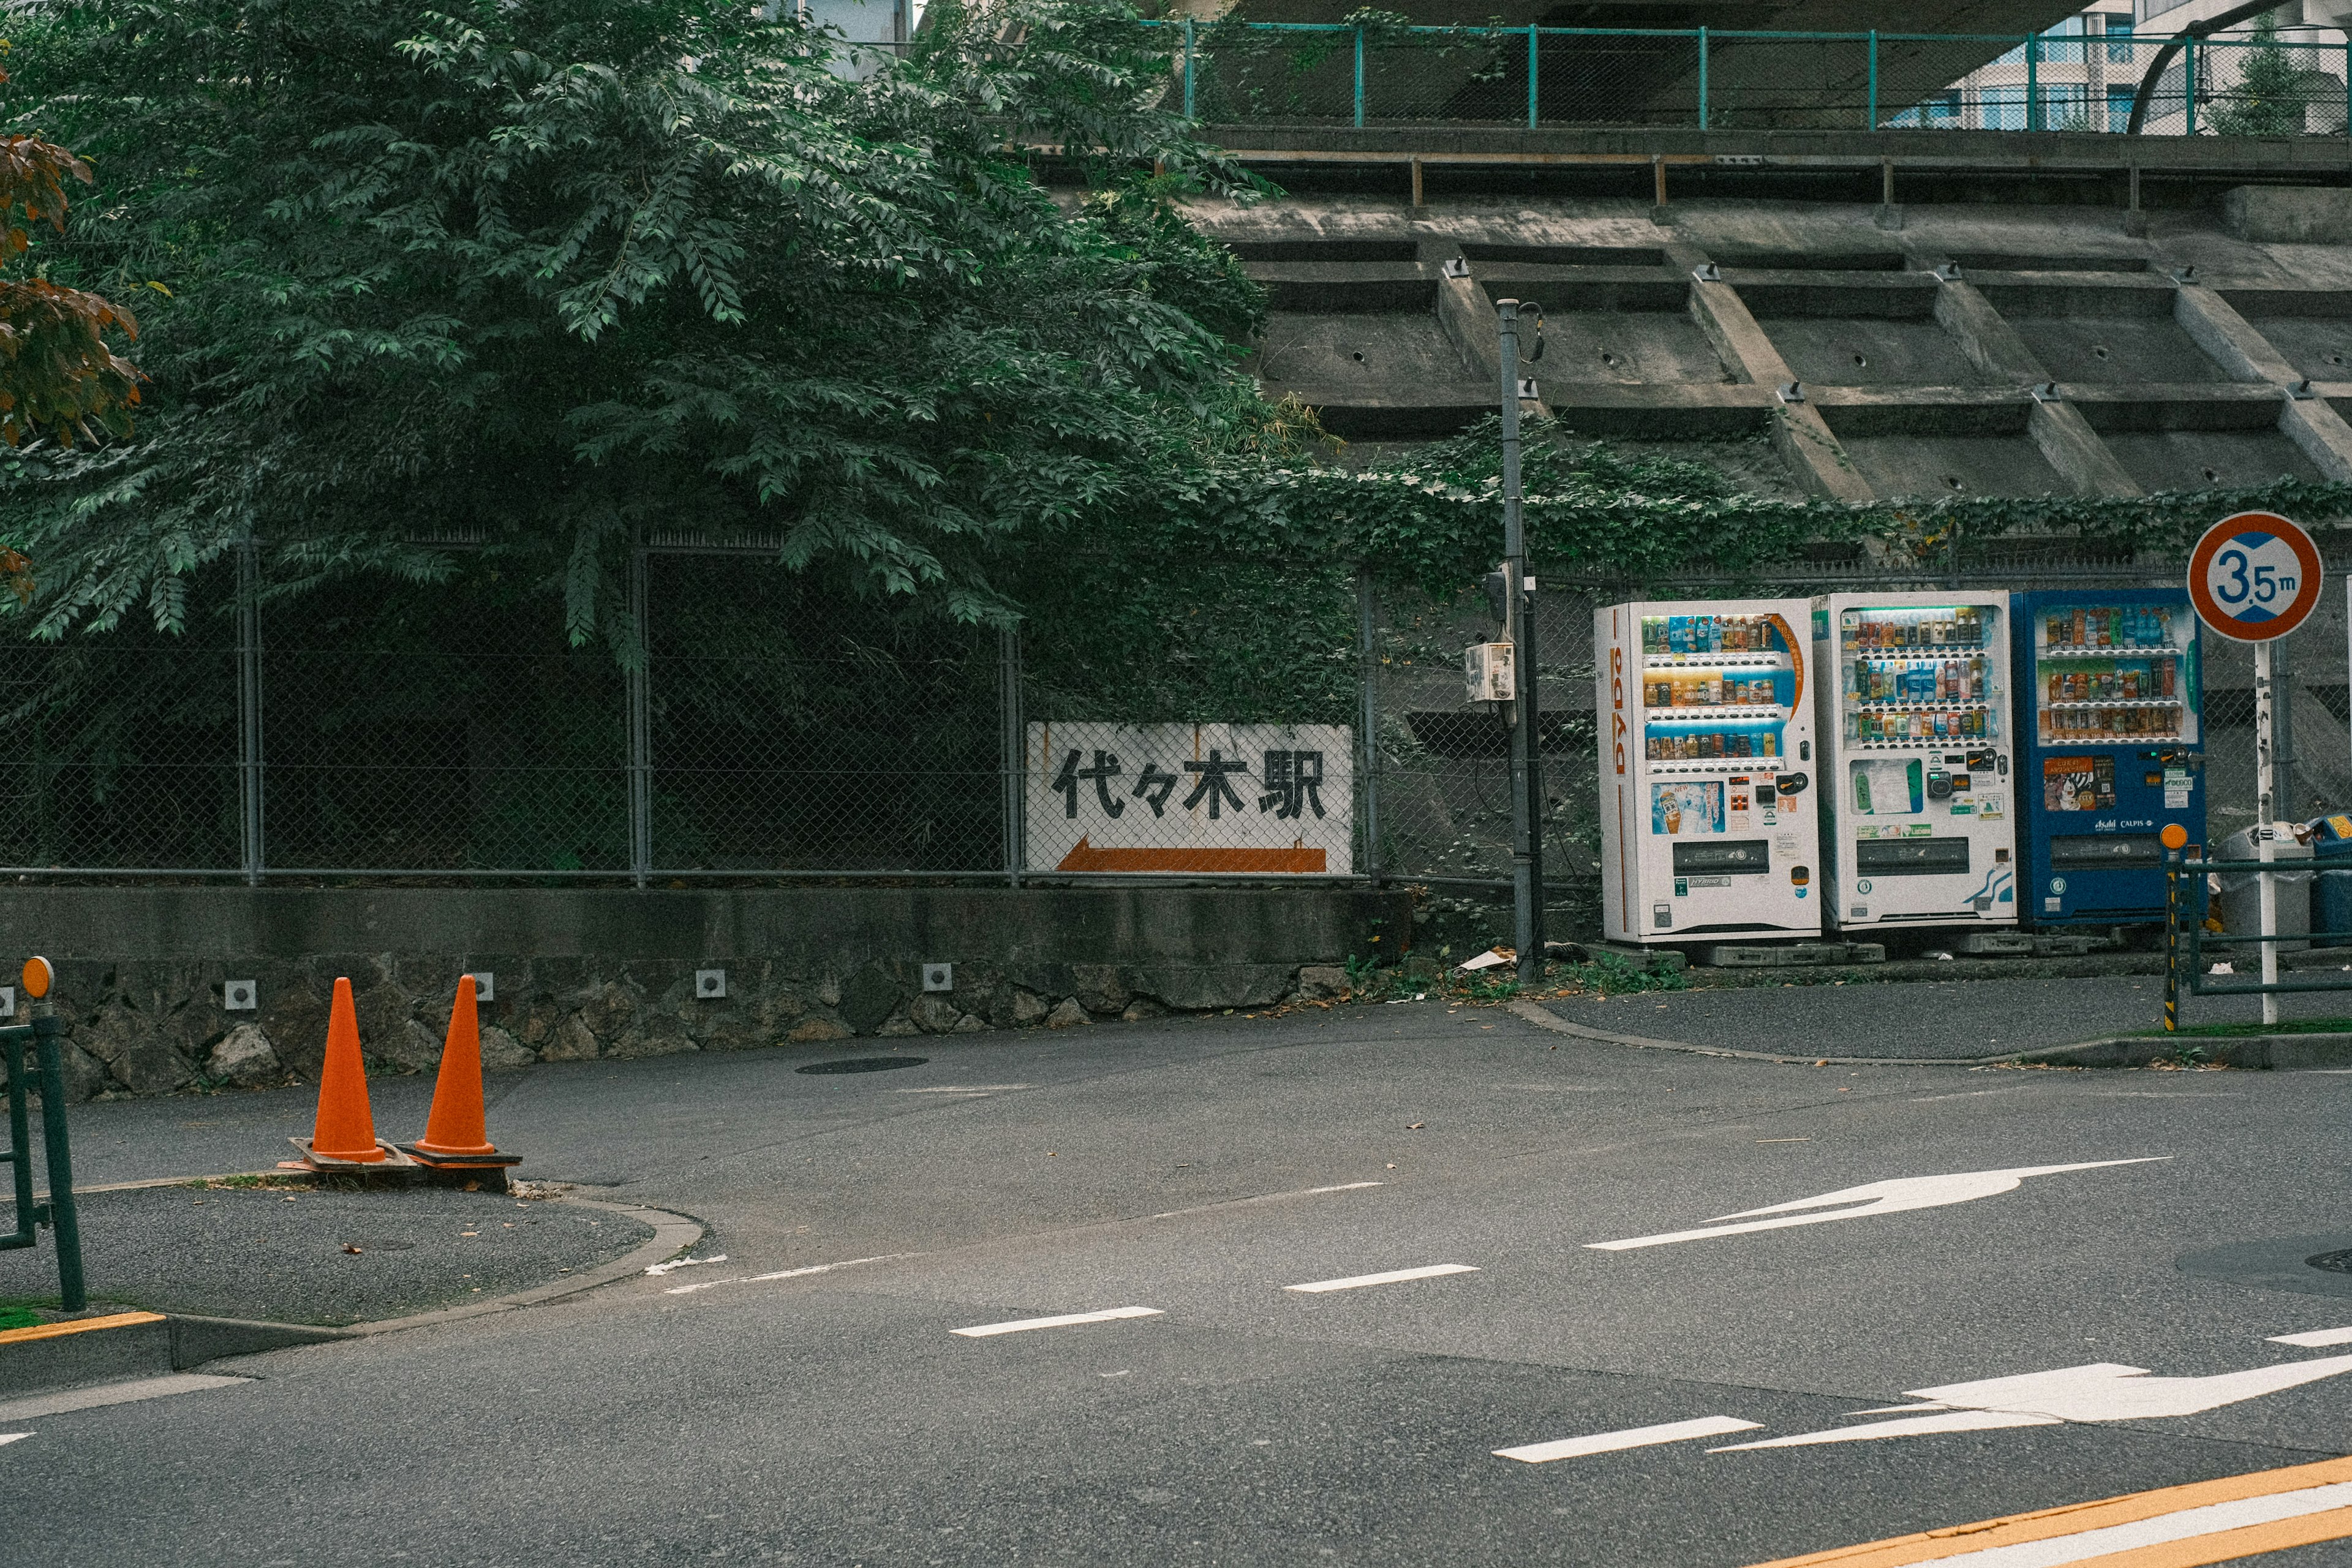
top-left (1896, 0), bottom-right (2346, 131)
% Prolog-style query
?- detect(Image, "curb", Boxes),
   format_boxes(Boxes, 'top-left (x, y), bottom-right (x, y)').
top-left (1507, 1000), bottom-right (2352, 1070)
top-left (2022, 1031), bottom-right (2352, 1069)
top-left (345, 1196), bottom-right (704, 1335)
top-left (1504, 1000), bottom-right (2034, 1066)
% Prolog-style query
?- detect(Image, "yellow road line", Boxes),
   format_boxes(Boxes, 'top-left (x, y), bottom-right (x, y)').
top-left (0, 1311), bottom-right (164, 1346)
top-left (1745, 1455), bottom-right (2352, 1567)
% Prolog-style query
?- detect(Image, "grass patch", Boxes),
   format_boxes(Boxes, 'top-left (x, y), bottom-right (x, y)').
top-left (0, 1304), bottom-right (41, 1331)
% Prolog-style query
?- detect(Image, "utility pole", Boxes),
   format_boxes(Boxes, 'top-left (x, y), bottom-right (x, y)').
top-left (1497, 300), bottom-right (1545, 987)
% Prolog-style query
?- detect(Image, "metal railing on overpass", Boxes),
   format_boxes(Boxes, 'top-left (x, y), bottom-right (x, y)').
top-left (1144, 18), bottom-right (2352, 138)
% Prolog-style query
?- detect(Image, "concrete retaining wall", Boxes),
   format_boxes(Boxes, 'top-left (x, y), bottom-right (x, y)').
top-left (0, 886), bottom-right (1408, 1101)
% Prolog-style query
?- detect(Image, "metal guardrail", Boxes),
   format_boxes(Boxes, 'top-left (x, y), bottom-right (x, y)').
top-left (1147, 19), bottom-right (2352, 137)
top-left (2165, 854), bottom-right (2352, 1035)
top-left (1, 994), bottom-right (84, 1313)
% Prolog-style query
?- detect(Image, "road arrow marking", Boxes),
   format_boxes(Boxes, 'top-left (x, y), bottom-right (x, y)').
top-left (2271, 1325), bottom-right (2352, 1346)
top-left (1711, 1355), bottom-right (2352, 1451)
top-left (1741, 1454), bottom-right (2352, 1566)
top-left (1496, 1415), bottom-right (1762, 1464)
top-left (1285, 1264), bottom-right (1479, 1294)
top-left (952, 1306), bottom-right (1163, 1338)
top-left (1586, 1160), bottom-right (2169, 1252)
top-left (0, 1433), bottom-right (26, 1448)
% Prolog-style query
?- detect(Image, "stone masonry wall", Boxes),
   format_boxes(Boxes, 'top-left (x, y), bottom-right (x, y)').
top-left (2, 886), bottom-right (1407, 1101)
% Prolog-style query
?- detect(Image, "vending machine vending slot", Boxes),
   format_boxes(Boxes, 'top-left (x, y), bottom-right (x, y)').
top-left (2048, 834), bottom-right (2164, 870)
top-left (1854, 837), bottom-right (1973, 876)
top-left (1672, 840), bottom-right (1772, 875)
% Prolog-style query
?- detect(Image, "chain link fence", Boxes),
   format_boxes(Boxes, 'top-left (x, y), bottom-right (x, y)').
top-left (12, 548), bottom-right (2352, 923)
top-left (1153, 20), bottom-right (2352, 136)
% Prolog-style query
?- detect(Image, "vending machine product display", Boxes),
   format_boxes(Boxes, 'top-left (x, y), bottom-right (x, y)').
top-left (1595, 600), bottom-right (1821, 943)
top-left (1813, 592), bottom-right (2018, 933)
top-left (2012, 590), bottom-right (2202, 925)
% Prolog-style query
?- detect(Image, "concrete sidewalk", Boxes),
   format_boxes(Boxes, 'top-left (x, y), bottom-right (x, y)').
top-left (1544, 972), bottom-right (2352, 1061)
top-left (0, 1182), bottom-right (655, 1326)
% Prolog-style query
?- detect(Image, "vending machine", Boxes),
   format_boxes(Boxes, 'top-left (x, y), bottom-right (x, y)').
top-left (2011, 590), bottom-right (2203, 926)
top-left (1595, 600), bottom-right (1821, 944)
top-left (1813, 592), bottom-right (2019, 934)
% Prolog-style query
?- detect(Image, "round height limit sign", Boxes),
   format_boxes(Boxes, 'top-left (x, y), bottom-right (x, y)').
top-left (2187, 510), bottom-right (2323, 642)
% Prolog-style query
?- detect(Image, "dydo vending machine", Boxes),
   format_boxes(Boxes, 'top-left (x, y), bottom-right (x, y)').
top-left (1813, 592), bottom-right (2019, 934)
top-left (1595, 600), bottom-right (1821, 944)
top-left (2011, 589), bottom-right (2203, 926)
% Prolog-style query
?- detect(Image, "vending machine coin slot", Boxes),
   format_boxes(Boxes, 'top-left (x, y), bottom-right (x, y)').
top-left (1927, 769), bottom-right (1953, 800)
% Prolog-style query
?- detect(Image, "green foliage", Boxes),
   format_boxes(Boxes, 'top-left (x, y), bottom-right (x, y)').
top-left (2208, 21), bottom-right (2312, 138)
top-left (1565, 951), bottom-right (1690, 995)
top-left (0, 0), bottom-right (1272, 641)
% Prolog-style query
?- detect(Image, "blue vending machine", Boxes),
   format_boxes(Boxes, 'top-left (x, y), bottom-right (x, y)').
top-left (2012, 590), bottom-right (2204, 927)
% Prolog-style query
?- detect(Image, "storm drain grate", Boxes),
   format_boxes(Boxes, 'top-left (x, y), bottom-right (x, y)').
top-left (796, 1057), bottom-right (929, 1075)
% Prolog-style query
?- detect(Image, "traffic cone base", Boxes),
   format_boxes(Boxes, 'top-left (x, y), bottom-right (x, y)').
top-left (292, 1136), bottom-right (418, 1172)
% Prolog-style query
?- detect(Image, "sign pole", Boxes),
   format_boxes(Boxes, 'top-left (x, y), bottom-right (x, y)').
top-left (1497, 300), bottom-right (1540, 988)
top-left (2256, 639), bottom-right (2280, 1025)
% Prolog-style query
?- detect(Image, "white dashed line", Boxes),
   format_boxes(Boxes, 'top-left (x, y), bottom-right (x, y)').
top-left (952, 1306), bottom-right (1163, 1338)
top-left (0, 1374), bottom-right (249, 1423)
top-left (1305, 1182), bottom-right (1386, 1195)
top-left (2272, 1326), bottom-right (2352, 1347)
top-left (896, 1085), bottom-right (1033, 1094)
top-left (1494, 1415), bottom-right (1762, 1464)
top-left (665, 1253), bottom-right (910, 1296)
top-left (1284, 1264), bottom-right (1479, 1294)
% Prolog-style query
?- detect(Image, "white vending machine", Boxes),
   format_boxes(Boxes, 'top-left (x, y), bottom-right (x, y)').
top-left (1811, 591), bottom-right (2018, 934)
top-left (1595, 600), bottom-right (1822, 944)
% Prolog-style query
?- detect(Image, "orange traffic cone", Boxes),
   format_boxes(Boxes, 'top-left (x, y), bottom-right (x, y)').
top-left (403, 976), bottom-right (521, 1178)
top-left (290, 977), bottom-right (410, 1171)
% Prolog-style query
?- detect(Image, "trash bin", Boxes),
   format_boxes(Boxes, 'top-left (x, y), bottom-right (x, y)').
top-left (2218, 822), bottom-right (2313, 953)
top-left (2307, 813), bottom-right (2352, 946)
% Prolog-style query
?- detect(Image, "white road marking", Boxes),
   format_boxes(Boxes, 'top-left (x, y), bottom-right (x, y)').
top-left (1910, 1088), bottom-right (2028, 1104)
top-left (1143, 1181), bottom-right (1384, 1222)
top-left (0, 1374), bottom-right (248, 1423)
top-left (1587, 1159), bottom-right (2168, 1252)
top-left (1284, 1264), bottom-right (1478, 1294)
top-left (1496, 1415), bottom-right (1763, 1464)
top-left (644, 1253), bottom-right (728, 1276)
top-left (1711, 1355), bottom-right (2352, 1450)
top-left (1919, 1479), bottom-right (2352, 1567)
top-left (665, 1253), bottom-right (908, 1296)
top-left (2273, 1325), bottom-right (2352, 1346)
top-left (953, 1306), bottom-right (1163, 1338)
top-left (0, 1433), bottom-right (27, 1447)
top-left (896, 1085), bottom-right (1033, 1093)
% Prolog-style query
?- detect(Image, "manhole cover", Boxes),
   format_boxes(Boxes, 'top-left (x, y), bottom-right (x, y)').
top-left (2310, 1250), bottom-right (2352, 1275)
top-left (338, 1239), bottom-right (417, 1253)
top-left (796, 1056), bottom-right (928, 1075)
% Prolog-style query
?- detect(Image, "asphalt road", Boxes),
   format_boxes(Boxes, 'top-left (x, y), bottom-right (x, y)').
top-left (10, 998), bottom-right (2352, 1566)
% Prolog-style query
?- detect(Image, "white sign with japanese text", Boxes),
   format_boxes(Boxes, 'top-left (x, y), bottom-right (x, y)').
top-left (1025, 722), bottom-right (1354, 875)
